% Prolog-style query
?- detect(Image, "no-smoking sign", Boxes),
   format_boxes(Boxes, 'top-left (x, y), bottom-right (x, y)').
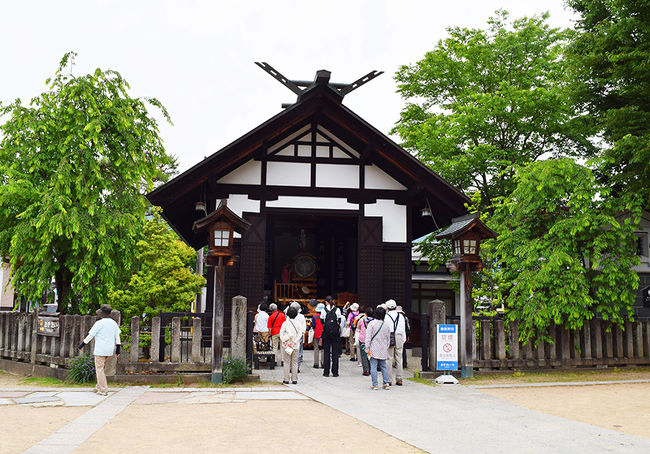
top-left (436, 324), bottom-right (458, 371)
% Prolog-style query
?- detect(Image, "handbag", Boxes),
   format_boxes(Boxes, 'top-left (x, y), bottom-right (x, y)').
top-left (308, 328), bottom-right (314, 344)
top-left (341, 325), bottom-right (351, 338)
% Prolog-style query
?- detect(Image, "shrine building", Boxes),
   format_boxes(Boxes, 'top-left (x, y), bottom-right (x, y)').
top-left (147, 65), bottom-right (469, 343)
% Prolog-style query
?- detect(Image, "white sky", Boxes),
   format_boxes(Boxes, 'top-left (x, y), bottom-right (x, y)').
top-left (0, 0), bottom-right (576, 174)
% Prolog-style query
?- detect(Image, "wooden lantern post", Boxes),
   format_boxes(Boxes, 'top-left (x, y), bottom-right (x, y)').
top-left (193, 200), bottom-right (251, 384)
top-left (436, 214), bottom-right (496, 378)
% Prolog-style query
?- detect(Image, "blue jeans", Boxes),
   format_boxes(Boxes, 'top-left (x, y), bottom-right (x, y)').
top-left (369, 357), bottom-right (389, 387)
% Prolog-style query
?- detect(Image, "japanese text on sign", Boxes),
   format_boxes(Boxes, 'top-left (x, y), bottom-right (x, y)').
top-left (436, 324), bottom-right (458, 371)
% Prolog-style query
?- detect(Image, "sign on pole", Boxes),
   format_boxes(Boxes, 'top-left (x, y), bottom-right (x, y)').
top-left (436, 324), bottom-right (458, 371)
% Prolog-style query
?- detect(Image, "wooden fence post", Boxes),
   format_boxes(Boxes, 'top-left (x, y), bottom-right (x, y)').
top-left (624, 321), bottom-right (634, 359)
top-left (582, 322), bottom-right (592, 360)
top-left (643, 321), bottom-right (650, 358)
top-left (634, 322), bottom-right (643, 358)
top-left (480, 320), bottom-right (491, 360)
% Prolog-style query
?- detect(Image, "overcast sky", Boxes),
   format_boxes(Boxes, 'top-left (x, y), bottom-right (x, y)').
top-left (0, 1), bottom-right (576, 174)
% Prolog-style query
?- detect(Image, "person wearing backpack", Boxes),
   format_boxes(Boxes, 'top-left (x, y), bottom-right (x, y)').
top-left (312, 302), bottom-right (325, 368)
top-left (320, 296), bottom-right (344, 377)
top-left (385, 299), bottom-right (407, 386)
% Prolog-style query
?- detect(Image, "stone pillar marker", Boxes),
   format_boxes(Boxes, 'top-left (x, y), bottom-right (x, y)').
top-left (171, 317), bottom-right (181, 363)
top-left (17, 314), bottom-right (25, 355)
top-left (130, 316), bottom-right (140, 363)
top-left (191, 318), bottom-right (202, 363)
top-left (150, 317), bottom-right (161, 362)
top-left (230, 295), bottom-right (247, 361)
top-left (495, 320), bottom-right (506, 360)
top-left (427, 300), bottom-right (446, 371)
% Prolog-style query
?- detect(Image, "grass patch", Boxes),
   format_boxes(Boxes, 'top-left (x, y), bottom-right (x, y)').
top-left (406, 376), bottom-right (437, 386)
top-left (460, 366), bottom-right (650, 385)
top-left (20, 376), bottom-right (69, 387)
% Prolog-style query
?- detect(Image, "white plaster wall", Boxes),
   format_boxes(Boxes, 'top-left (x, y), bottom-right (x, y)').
top-left (217, 159), bottom-right (261, 185)
top-left (226, 195), bottom-right (260, 238)
top-left (226, 194), bottom-right (260, 217)
top-left (364, 199), bottom-right (407, 243)
top-left (266, 162), bottom-right (311, 186)
top-left (266, 196), bottom-right (358, 211)
top-left (268, 125), bottom-right (310, 153)
top-left (365, 165), bottom-right (407, 190)
top-left (316, 164), bottom-right (359, 188)
top-left (318, 126), bottom-right (360, 158)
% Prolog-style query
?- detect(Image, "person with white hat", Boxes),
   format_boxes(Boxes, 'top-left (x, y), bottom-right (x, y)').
top-left (346, 303), bottom-right (360, 361)
top-left (385, 299), bottom-right (407, 386)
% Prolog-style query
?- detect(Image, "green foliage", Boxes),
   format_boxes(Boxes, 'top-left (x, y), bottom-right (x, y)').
top-left (222, 356), bottom-right (249, 384)
top-left (394, 10), bottom-right (593, 210)
top-left (488, 159), bottom-right (642, 342)
top-left (0, 52), bottom-right (177, 314)
top-left (567, 0), bottom-right (650, 208)
top-left (67, 354), bottom-right (96, 383)
top-left (108, 209), bottom-right (205, 331)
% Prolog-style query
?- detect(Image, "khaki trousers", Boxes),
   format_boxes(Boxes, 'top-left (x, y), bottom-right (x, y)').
top-left (271, 334), bottom-right (282, 365)
top-left (94, 355), bottom-right (111, 393)
top-left (387, 334), bottom-right (405, 384)
top-left (282, 348), bottom-right (299, 382)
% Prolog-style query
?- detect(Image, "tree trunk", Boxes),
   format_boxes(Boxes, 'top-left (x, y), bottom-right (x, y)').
top-left (55, 267), bottom-right (76, 315)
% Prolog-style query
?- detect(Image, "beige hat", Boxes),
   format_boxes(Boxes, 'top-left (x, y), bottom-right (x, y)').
top-left (350, 303), bottom-right (359, 311)
top-left (385, 299), bottom-right (397, 310)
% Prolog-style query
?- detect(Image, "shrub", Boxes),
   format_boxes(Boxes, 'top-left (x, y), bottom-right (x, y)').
top-left (222, 356), bottom-right (249, 384)
top-left (68, 354), bottom-right (96, 383)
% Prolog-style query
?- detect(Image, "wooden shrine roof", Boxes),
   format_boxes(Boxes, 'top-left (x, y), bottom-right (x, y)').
top-left (147, 81), bottom-right (470, 249)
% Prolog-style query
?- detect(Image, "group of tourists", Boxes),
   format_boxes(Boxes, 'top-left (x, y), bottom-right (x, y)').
top-left (253, 297), bottom-right (410, 390)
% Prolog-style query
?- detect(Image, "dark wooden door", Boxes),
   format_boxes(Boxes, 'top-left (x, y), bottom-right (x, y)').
top-left (357, 217), bottom-right (383, 308)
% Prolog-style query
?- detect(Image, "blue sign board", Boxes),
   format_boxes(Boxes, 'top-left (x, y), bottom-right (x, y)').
top-left (436, 324), bottom-right (458, 371)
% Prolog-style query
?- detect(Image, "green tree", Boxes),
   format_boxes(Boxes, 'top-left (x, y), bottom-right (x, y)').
top-left (108, 209), bottom-right (205, 325)
top-left (489, 158), bottom-right (642, 342)
top-left (394, 11), bottom-right (594, 210)
top-left (0, 53), bottom-right (176, 313)
top-left (567, 0), bottom-right (650, 208)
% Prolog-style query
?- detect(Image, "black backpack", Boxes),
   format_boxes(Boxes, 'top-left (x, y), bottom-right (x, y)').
top-left (323, 308), bottom-right (340, 338)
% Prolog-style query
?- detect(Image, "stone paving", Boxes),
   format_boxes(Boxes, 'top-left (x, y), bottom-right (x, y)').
top-left (3, 351), bottom-right (650, 453)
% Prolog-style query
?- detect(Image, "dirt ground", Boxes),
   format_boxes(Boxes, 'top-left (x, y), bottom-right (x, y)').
top-left (75, 400), bottom-right (424, 454)
top-left (0, 406), bottom-right (88, 453)
top-left (481, 383), bottom-right (650, 440)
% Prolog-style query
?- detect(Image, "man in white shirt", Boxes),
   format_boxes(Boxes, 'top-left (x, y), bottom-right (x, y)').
top-left (385, 299), bottom-right (407, 386)
top-left (77, 304), bottom-right (121, 396)
top-left (254, 302), bottom-right (270, 343)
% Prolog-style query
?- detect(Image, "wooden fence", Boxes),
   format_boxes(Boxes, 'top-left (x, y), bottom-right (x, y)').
top-left (424, 300), bottom-right (650, 370)
top-left (472, 318), bottom-right (650, 369)
top-left (0, 311), bottom-right (118, 368)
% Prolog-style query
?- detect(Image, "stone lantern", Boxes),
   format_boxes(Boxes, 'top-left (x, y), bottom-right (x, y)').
top-left (436, 213), bottom-right (496, 378)
top-left (193, 199), bottom-right (251, 383)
